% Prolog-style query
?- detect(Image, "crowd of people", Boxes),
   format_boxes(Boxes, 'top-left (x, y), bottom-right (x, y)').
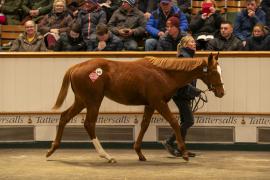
top-left (0, 0), bottom-right (270, 52)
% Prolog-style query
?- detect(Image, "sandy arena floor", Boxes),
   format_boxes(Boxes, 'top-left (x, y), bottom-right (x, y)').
top-left (0, 149), bottom-right (269, 180)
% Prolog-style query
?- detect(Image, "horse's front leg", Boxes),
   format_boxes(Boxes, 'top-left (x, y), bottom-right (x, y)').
top-left (134, 105), bottom-right (154, 161)
top-left (154, 101), bottom-right (189, 161)
top-left (84, 107), bottom-right (116, 163)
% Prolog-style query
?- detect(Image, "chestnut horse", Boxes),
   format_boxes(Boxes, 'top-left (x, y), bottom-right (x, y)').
top-left (46, 54), bottom-right (224, 163)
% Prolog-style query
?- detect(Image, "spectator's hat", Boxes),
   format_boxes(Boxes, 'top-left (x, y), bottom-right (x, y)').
top-left (160, 0), bottom-right (172, 3)
top-left (84, 0), bottom-right (97, 4)
top-left (122, 0), bottom-right (136, 7)
top-left (167, 16), bottom-right (179, 28)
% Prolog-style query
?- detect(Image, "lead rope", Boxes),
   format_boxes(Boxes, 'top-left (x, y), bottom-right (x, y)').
top-left (191, 89), bottom-right (210, 113)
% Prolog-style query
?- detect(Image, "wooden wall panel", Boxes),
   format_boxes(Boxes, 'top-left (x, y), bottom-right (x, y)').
top-left (0, 53), bottom-right (270, 113)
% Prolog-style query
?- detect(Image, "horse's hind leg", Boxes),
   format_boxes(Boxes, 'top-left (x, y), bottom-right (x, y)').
top-left (46, 97), bottom-right (84, 158)
top-left (84, 106), bottom-right (116, 163)
top-left (134, 105), bottom-right (154, 161)
top-left (154, 102), bottom-right (189, 161)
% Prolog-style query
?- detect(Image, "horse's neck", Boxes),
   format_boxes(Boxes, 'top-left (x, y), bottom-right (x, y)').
top-left (170, 66), bottom-right (203, 88)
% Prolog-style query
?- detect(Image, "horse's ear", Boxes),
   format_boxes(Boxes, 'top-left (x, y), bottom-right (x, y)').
top-left (215, 52), bottom-right (219, 61)
top-left (208, 53), bottom-right (214, 68)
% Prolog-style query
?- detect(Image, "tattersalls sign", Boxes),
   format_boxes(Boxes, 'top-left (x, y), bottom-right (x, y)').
top-left (0, 113), bottom-right (270, 127)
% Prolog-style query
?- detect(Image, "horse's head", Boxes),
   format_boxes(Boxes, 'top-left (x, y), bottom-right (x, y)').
top-left (201, 53), bottom-right (225, 98)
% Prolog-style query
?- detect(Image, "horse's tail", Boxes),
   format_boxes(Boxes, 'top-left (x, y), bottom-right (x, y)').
top-left (52, 66), bottom-right (75, 110)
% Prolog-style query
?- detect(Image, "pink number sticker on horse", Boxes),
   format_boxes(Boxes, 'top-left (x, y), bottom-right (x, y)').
top-left (47, 54), bottom-right (225, 163)
top-left (89, 72), bottom-right (99, 82)
top-left (89, 68), bottom-right (103, 82)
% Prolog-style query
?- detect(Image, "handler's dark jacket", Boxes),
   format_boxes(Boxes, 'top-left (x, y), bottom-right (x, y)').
top-left (173, 47), bottom-right (200, 101)
top-left (206, 34), bottom-right (243, 51)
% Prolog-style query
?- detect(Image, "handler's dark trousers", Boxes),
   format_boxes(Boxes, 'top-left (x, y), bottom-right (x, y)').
top-left (167, 97), bottom-right (194, 144)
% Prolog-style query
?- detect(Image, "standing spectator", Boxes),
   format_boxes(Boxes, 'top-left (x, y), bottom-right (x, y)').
top-left (234, 0), bottom-right (266, 45)
top-left (145, 0), bottom-right (188, 51)
top-left (0, 0), bottom-right (23, 25)
top-left (157, 15), bottom-right (183, 51)
top-left (136, 0), bottom-right (158, 20)
top-left (108, 0), bottom-right (146, 50)
top-left (38, 0), bottom-right (73, 50)
top-left (87, 23), bottom-right (123, 51)
top-left (206, 21), bottom-right (243, 51)
top-left (261, 0), bottom-right (270, 28)
top-left (189, 0), bottom-right (223, 50)
top-left (244, 23), bottom-right (270, 50)
top-left (162, 35), bottom-right (201, 157)
top-left (21, 0), bottom-right (53, 24)
top-left (75, 0), bottom-right (107, 44)
top-left (9, 20), bottom-right (47, 51)
top-left (54, 23), bottom-right (87, 51)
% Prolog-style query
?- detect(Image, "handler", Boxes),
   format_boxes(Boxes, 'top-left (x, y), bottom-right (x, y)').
top-left (162, 35), bottom-right (202, 157)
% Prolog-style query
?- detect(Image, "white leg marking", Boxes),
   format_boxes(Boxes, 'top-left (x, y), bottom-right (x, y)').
top-left (92, 138), bottom-right (114, 161)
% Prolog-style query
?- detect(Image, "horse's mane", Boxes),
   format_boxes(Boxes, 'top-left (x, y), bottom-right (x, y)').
top-left (145, 56), bottom-right (207, 71)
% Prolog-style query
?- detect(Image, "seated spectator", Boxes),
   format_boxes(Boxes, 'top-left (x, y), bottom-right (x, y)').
top-left (108, 0), bottom-right (146, 50)
top-left (145, 0), bottom-right (188, 51)
top-left (98, 0), bottom-right (121, 21)
top-left (206, 21), bottom-right (243, 51)
top-left (234, 0), bottom-right (266, 45)
top-left (0, 0), bottom-right (23, 25)
top-left (21, 0), bottom-right (53, 24)
top-left (189, 0), bottom-right (223, 50)
top-left (87, 23), bottom-right (123, 51)
top-left (136, 0), bottom-right (158, 20)
top-left (9, 20), bottom-right (47, 51)
top-left (261, 0), bottom-right (270, 28)
top-left (38, 0), bottom-right (73, 50)
top-left (243, 23), bottom-right (270, 50)
top-left (157, 15), bottom-right (183, 51)
top-left (54, 23), bottom-right (86, 51)
top-left (75, 0), bottom-right (107, 44)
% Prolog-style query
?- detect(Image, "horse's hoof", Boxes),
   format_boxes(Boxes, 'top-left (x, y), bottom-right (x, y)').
top-left (108, 158), bottom-right (117, 163)
top-left (46, 150), bottom-right (53, 158)
top-left (139, 156), bottom-right (147, 161)
top-left (182, 154), bottom-right (189, 162)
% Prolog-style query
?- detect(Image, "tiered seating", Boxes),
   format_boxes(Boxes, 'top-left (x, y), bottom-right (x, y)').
top-left (0, 25), bottom-right (25, 50)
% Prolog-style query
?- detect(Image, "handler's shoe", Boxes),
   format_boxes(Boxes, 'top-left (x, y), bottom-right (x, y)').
top-left (162, 140), bottom-right (176, 156)
top-left (174, 149), bottom-right (196, 157)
